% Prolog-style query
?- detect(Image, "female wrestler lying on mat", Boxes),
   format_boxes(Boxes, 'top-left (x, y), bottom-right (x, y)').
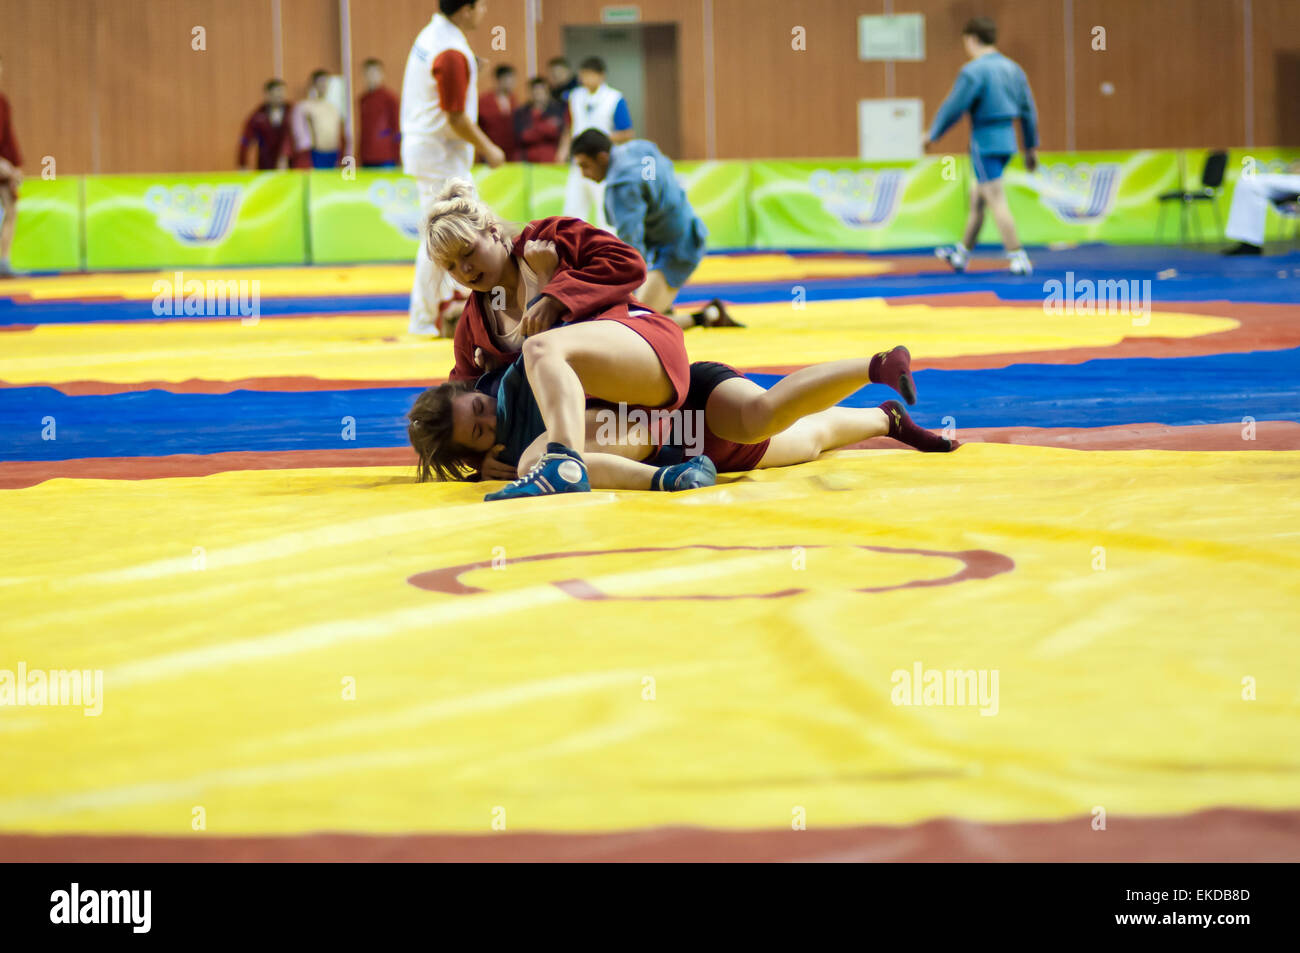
top-left (420, 179), bottom-right (693, 500)
top-left (408, 349), bottom-right (959, 492)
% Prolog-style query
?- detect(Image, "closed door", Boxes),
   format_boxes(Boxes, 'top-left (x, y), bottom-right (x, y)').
top-left (563, 24), bottom-right (681, 158)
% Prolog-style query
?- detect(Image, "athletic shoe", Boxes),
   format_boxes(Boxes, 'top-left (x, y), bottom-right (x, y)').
top-left (1223, 242), bottom-right (1263, 256)
top-left (651, 455), bottom-right (717, 491)
top-left (1008, 251), bottom-right (1034, 275)
top-left (483, 447), bottom-right (590, 501)
top-left (935, 245), bottom-right (968, 272)
top-left (702, 299), bottom-right (745, 328)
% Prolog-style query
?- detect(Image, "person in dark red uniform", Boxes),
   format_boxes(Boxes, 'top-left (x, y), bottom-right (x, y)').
top-left (357, 58), bottom-right (401, 167)
top-left (514, 77), bottom-right (566, 163)
top-left (238, 79), bottom-right (293, 171)
top-left (477, 64), bottom-right (518, 162)
top-left (413, 178), bottom-right (690, 499)
top-left (0, 54), bottom-right (22, 276)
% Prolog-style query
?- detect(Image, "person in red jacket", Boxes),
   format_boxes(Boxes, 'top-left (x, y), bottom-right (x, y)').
top-left (477, 64), bottom-right (518, 161)
top-left (0, 55), bottom-right (22, 276)
top-left (514, 77), bottom-right (566, 163)
top-left (413, 178), bottom-right (689, 499)
top-left (357, 58), bottom-right (400, 167)
top-left (237, 79), bottom-right (292, 171)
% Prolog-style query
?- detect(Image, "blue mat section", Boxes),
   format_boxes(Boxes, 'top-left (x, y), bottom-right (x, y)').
top-left (0, 386), bottom-right (423, 461)
top-left (752, 347), bottom-right (1300, 431)
top-left (4, 348), bottom-right (1297, 462)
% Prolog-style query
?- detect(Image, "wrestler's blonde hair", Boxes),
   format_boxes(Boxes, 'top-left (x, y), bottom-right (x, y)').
top-left (423, 178), bottom-right (519, 265)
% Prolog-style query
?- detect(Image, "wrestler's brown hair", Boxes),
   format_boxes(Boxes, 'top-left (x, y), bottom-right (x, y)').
top-left (408, 381), bottom-right (478, 482)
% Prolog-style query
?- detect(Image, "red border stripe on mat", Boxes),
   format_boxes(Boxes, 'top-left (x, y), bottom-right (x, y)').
top-left (3, 808), bottom-right (1297, 862)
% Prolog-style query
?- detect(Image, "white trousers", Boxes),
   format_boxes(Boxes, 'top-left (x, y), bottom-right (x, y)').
top-left (562, 162), bottom-right (609, 230)
top-left (409, 162), bottom-right (474, 335)
top-left (1225, 173), bottom-right (1300, 246)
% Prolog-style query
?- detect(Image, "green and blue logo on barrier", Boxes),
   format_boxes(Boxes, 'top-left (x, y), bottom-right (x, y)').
top-left (988, 151), bottom-right (1182, 245)
top-left (84, 172), bottom-right (307, 270)
top-left (17, 149), bottom-right (1300, 271)
top-left (808, 167), bottom-right (907, 228)
top-left (365, 177), bottom-right (422, 241)
top-left (309, 166), bottom-right (528, 263)
top-left (144, 183), bottom-right (245, 245)
top-left (1034, 161), bottom-right (1123, 223)
top-left (749, 158), bottom-right (967, 249)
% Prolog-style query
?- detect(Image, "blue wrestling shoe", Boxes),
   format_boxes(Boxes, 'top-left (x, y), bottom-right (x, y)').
top-left (483, 444), bottom-right (590, 501)
top-left (651, 455), bottom-right (717, 491)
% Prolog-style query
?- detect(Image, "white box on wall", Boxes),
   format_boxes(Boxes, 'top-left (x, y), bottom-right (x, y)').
top-left (859, 99), bottom-right (924, 161)
top-left (858, 14), bottom-right (925, 61)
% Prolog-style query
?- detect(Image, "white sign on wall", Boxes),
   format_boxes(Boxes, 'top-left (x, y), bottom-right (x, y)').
top-left (858, 14), bottom-right (926, 61)
top-left (859, 98), bottom-right (923, 161)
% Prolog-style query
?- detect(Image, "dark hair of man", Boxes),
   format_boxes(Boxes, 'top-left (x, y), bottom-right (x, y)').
top-left (962, 17), bottom-right (997, 45)
top-left (440, 0), bottom-right (477, 18)
top-left (571, 128), bottom-right (613, 158)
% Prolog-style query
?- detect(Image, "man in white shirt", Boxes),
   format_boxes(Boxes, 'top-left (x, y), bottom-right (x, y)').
top-left (557, 57), bottom-right (634, 228)
top-left (400, 0), bottom-right (504, 336)
top-left (1222, 160), bottom-right (1300, 255)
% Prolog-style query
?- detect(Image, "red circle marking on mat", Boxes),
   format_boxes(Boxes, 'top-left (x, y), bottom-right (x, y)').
top-left (407, 544), bottom-right (1014, 601)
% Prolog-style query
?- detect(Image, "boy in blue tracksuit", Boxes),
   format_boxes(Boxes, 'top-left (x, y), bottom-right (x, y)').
top-left (925, 16), bottom-right (1039, 275)
top-left (569, 129), bottom-right (740, 329)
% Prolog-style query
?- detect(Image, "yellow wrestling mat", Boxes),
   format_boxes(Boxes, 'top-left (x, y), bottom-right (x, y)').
top-left (0, 303), bottom-right (1235, 386)
top-left (3, 445), bottom-right (1298, 835)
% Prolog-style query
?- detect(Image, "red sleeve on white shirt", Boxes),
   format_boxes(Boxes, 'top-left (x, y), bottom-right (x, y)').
top-left (432, 50), bottom-right (470, 114)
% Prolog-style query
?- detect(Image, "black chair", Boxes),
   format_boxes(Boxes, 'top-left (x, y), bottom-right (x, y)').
top-left (1157, 150), bottom-right (1227, 245)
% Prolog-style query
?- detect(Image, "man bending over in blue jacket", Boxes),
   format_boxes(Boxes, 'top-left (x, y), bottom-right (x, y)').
top-left (571, 129), bottom-right (741, 329)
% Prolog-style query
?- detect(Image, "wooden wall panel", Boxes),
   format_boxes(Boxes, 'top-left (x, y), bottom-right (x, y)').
top-left (0, 0), bottom-right (96, 174)
top-left (1250, 0), bottom-right (1300, 147)
top-left (710, 0), bottom-right (887, 159)
top-left (642, 23), bottom-right (682, 159)
top-left (281, 0), bottom-right (342, 101)
top-left (0, 0), bottom-right (1292, 174)
top-left (91, 0), bottom-right (276, 174)
top-left (1073, 0), bottom-right (1245, 149)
